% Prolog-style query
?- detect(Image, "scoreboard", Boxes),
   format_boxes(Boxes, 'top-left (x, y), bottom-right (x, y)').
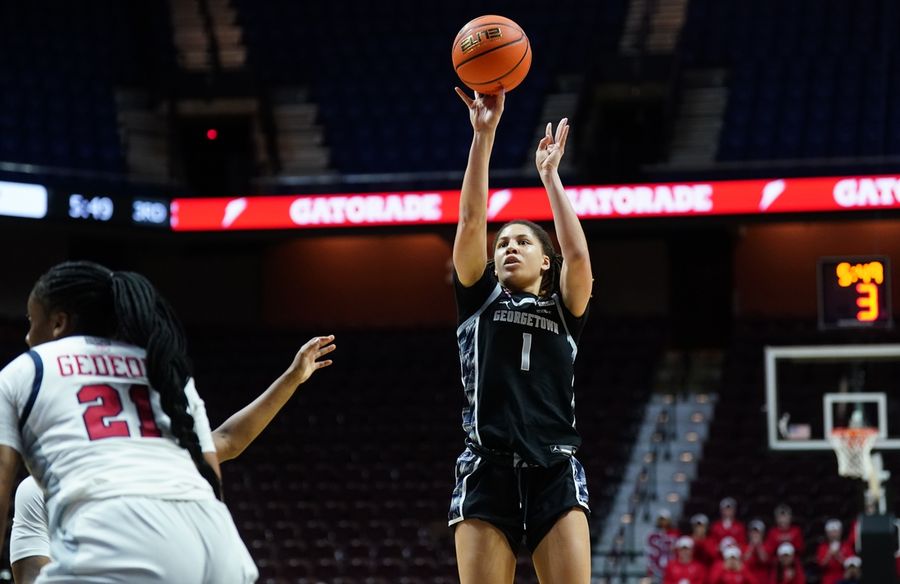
top-left (64, 194), bottom-right (169, 227)
top-left (818, 257), bottom-right (892, 329)
top-left (0, 181), bottom-right (169, 228)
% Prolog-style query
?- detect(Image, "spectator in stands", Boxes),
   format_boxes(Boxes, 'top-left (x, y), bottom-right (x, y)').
top-left (709, 537), bottom-right (744, 582)
top-left (690, 513), bottom-right (718, 567)
top-left (663, 536), bottom-right (707, 584)
top-left (712, 497), bottom-right (748, 545)
top-left (837, 556), bottom-right (861, 583)
top-left (766, 504), bottom-right (805, 556)
top-left (772, 542), bottom-right (806, 584)
top-left (709, 546), bottom-right (757, 584)
top-left (647, 508), bottom-right (679, 580)
top-left (659, 508), bottom-right (679, 537)
top-left (817, 519), bottom-right (849, 584)
top-left (743, 519), bottom-right (772, 584)
top-left (450, 88), bottom-right (593, 583)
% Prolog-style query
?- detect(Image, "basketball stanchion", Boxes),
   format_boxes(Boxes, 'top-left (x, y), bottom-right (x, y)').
top-left (830, 426), bottom-right (897, 583)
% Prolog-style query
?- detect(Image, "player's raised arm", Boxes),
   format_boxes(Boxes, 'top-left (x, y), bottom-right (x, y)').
top-left (453, 88), bottom-right (505, 286)
top-left (536, 118), bottom-right (592, 316)
top-left (212, 335), bottom-right (335, 462)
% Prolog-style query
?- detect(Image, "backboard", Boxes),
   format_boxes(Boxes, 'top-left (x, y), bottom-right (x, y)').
top-left (765, 344), bottom-right (900, 451)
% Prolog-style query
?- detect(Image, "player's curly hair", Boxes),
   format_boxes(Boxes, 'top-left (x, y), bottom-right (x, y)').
top-left (489, 219), bottom-right (562, 297)
top-left (31, 261), bottom-right (222, 500)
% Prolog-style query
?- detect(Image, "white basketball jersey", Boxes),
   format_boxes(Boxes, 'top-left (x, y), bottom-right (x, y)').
top-left (0, 336), bottom-right (216, 531)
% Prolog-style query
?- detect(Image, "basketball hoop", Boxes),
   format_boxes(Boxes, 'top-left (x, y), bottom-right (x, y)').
top-left (830, 427), bottom-right (879, 479)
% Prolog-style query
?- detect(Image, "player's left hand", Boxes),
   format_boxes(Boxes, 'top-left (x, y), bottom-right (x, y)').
top-left (287, 335), bottom-right (336, 385)
top-left (535, 117), bottom-right (569, 175)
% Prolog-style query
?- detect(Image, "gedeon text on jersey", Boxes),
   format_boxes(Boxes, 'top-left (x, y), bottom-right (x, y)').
top-left (56, 353), bottom-right (147, 379)
top-left (492, 310), bottom-right (560, 334)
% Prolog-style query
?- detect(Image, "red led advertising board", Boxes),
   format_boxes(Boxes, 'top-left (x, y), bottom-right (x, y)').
top-left (170, 174), bottom-right (900, 231)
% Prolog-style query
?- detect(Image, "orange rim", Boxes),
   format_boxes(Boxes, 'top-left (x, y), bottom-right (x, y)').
top-left (831, 427), bottom-right (879, 446)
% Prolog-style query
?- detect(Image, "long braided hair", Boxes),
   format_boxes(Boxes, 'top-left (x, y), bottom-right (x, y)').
top-left (490, 219), bottom-right (562, 298)
top-left (31, 261), bottom-right (222, 499)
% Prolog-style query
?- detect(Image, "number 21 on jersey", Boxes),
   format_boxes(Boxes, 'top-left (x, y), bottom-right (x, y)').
top-left (78, 384), bottom-right (162, 440)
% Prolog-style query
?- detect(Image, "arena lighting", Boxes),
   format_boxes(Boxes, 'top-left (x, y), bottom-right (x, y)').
top-left (169, 173), bottom-right (900, 231)
top-left (0, 180), bottom-right (48, 219)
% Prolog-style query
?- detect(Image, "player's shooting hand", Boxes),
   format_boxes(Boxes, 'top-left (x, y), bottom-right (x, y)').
top-left (287, 335), bottom-right (336, 385)
top-left (535, 118), bottom-right (569, 176)
top-left (455, 87), bottom-right (505, 133)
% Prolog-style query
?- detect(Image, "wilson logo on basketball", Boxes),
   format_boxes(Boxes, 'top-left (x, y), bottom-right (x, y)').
top-left (459, 28), bottom-right (502, 54)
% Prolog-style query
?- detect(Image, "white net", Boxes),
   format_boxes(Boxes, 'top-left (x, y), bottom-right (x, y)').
top-left (829, 427), bottom-right (878, 478)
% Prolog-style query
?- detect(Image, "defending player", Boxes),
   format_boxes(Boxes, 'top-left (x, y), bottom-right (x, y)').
top-left (449, 87), bottom-right (593, 584)
top-left (10, 332), bottom-right (335, 583)
top-left (0, 261), bottom-right (328, 583)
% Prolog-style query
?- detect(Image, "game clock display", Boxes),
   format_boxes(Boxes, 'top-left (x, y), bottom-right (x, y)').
top-left (818, 256), bottom-right (892, 329)
top-left (55, 193), bottom-right (170, 228)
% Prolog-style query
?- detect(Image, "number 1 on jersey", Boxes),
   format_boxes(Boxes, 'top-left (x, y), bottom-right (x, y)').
top-left (520, 332), bottom-right (533, 371)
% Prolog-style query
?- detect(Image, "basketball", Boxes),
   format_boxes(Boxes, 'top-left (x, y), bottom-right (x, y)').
top-left (452, 15), bottom-right (531, 94)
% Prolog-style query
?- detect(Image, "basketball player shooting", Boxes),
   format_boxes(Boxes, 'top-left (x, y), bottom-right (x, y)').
top-left (448, 87), bottom-right (594, 584)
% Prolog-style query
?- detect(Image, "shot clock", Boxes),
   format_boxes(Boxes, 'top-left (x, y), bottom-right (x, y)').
top-left (818, 256), bottom-right (892, 329)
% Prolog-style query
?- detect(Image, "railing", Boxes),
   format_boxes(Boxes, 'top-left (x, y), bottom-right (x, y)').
top-left (596, 398), bottom-right (678, 582)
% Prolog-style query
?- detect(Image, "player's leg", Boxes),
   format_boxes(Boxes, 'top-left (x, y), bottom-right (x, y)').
top-left (448, 448), bottom-right (521, 584)
top-left (531, 508), bottom-right (591, 584)
top-left (526, 456), bottom-right (591, 584)
top-left (455, 519), bottom-right (517, 584)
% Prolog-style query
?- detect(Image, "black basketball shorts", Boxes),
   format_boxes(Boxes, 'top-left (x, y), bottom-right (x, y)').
top-left (447, 446), bottom-right (590, 554)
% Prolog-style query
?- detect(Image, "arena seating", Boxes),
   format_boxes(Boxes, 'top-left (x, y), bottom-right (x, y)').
top-left (0, 0), bottom-right (174, 173)
top-left (679, 0), bottom-right (898, 161)
top-left (234, 0), bottom-right (628, 174)
top-left (0, 1), bottom-right (629, 178)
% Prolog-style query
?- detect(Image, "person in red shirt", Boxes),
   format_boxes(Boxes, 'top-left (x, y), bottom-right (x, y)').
top-left (765, 504), bottom-right (805, 556)
top-left (647, 509), bottom-right (680, 580)
top-left (691, 513), bottom-right (718, 567)
top-left (744, 519), bottom-right (772, 584)
top-left (712, 497), bottom-right (748, 546)
top-left (844, 518), bottom-right (858, 556)
top-left (772, 542), bottom-right (806, 584)
top-left (710, 545), bottom-right (758, 584)
top-left (817, 519), bottom-right (850, 584)
top-left (659, 508), bottom-right (680, 538)
top-left (709, 536), bottom-right (744, 582)
top-left (663, 536), bottom-right (707, 584)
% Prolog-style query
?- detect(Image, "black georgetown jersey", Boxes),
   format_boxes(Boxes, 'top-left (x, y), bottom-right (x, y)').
top-left (454, 266), bottom-right (588, 468)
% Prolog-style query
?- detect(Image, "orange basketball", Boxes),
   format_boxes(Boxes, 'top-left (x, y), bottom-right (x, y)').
top-left (452, 15), bottom-right (531, 94)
